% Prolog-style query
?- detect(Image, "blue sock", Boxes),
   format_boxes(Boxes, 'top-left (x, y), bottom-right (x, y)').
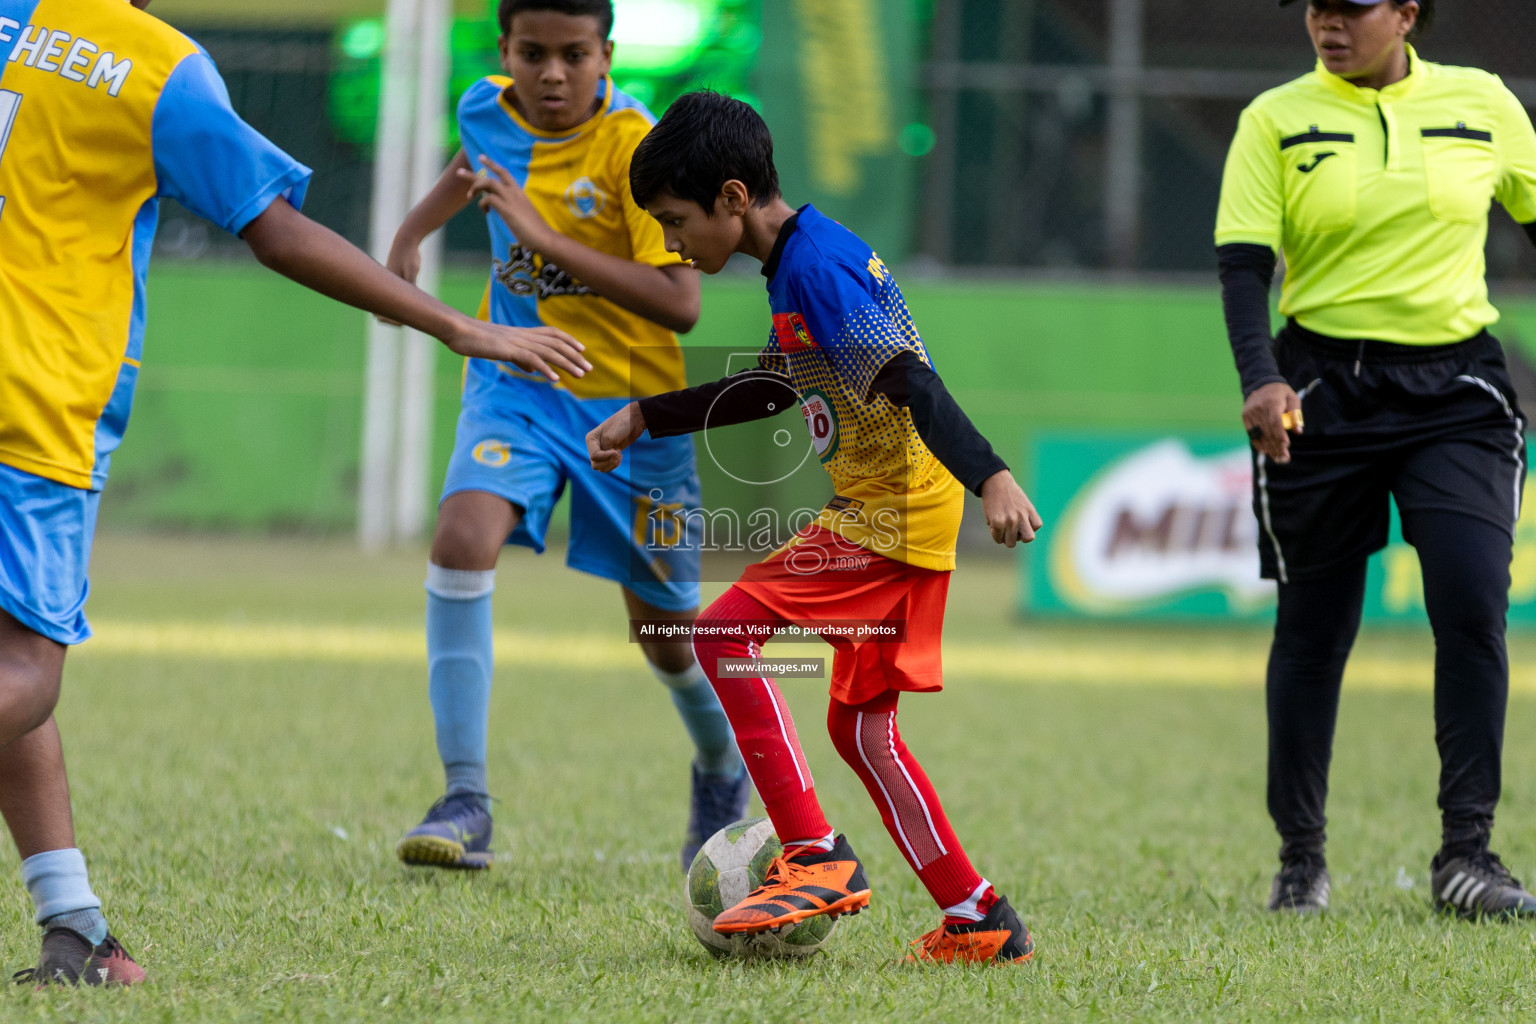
top-left (426, 564), bottom-right (495, 812)
top-left (22, 849), bottom-right (108, 945)
top-left (652, 660), bottom-right (743, 778)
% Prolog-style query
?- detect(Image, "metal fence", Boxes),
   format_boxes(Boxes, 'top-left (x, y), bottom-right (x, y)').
top-left (160, 3), bottom-right (1536, 279)
top-left (916, 0), bottom-right (1536, 277)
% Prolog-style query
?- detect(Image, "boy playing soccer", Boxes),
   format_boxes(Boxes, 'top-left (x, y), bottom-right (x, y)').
top-left (0, 0), bottom-right (587, 985)
top-left (386, 0), bottom-right (747, 872)
top-left (588, 91), bottom-right (1043, 962)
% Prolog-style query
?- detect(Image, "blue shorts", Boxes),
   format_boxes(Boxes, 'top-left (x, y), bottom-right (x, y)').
top-left (442, 372), bottom-right (703, 612)
top-left (0, 463), bottom-right (99, 645)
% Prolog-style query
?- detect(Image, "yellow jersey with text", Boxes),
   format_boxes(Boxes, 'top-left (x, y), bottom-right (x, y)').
top-left (0, 0), bottom-right (310, 489)
top-left (457, 76), bottom-right (686, 402)
top-left (760, 205), bottom-right (964, 572)
top-left (1216, 46), bottom-right (1536, 344)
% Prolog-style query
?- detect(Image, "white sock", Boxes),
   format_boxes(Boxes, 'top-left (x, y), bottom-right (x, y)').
top-left (781, 830), bottom-right (836, 854)
top-left (942, 878), bottom-right (993, 922)
top-left (425, 563), bottom-right (496, 600)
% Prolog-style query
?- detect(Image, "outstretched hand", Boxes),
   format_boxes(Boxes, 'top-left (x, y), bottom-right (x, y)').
top-left (980, 470), bottom-right (1043, 547)
top-left (446, 322), bottom-right (591, 382)
top-left (587, 401), bottom-right (647, 472)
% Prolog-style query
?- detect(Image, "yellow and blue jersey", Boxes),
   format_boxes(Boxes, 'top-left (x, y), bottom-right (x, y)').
top-left (457, 75), bottom-right (687, 404)
top-left (762, 205), bottom-right (965, 571)
top-left (0, 0), bottom-right (310, 491)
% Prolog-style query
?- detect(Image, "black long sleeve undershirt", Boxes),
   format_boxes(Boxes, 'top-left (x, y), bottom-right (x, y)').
top-left (1525, 221), bottom-right (1536, 248)
top-left (636, 351), bottom-right (1009, 497)
top-left (867, 350), bottom-right (1008, 495)
top-left (638, 368), bottom-right (797, 438)
top-left (1217, 242), bottom-right (1285, 397)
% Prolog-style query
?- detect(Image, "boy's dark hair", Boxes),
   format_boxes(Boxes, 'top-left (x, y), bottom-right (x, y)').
top-left (497, 0), bottom-right (614, 38)
top-left (630, 91), bottom-right (781, 212)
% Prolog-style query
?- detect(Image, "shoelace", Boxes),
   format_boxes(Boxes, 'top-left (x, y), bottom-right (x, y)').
top-left (913, 926), bottom-right (950, 955)
top-left (1277, 861), bottom-right (1325, 894)
top-left (425, 794), bottom-right (484, 825)
top-left (1469, 850), bottom-right (1520, 889)
top-left (744, 847), bottom-right (818, 898)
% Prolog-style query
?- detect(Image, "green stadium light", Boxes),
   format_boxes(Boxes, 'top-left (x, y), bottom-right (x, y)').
top-left (331, 3), bottom-right (760, 151)
top-left (611, 0), bottom-right (712, 76)
top-left (339, 19), bottom-right (385, 60)
top-left (899, 122), bottom-right (936, 158)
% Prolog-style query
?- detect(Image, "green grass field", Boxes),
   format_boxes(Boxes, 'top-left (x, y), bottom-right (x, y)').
top-left (6, 534), bottom-right (1536, 1021)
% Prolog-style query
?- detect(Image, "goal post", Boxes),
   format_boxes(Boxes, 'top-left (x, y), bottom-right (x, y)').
top-left (359, 0), bottom-right (450, 550)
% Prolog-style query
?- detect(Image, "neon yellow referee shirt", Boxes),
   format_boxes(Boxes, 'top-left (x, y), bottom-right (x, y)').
top-left (1216, 46), bottom-right (1536, 344)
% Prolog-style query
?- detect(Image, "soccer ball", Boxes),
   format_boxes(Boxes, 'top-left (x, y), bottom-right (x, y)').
top-left (685, 817), bottom-right (838, 959)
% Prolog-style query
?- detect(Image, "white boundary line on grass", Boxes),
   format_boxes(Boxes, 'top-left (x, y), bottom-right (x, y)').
top-left (70, 620), bottom-right (1536, 694)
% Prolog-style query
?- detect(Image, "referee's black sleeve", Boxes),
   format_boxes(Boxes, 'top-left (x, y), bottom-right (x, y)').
top-left (869, 350), bottom-right (1009, 496)
top-left (637, 369), bottom-right (795, 438)
top-left (1217, 242), bottom-right (1286, 397)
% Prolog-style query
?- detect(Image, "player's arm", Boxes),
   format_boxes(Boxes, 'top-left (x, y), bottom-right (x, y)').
top-left (586, 368), bottom-right (793, 472)
top-left (463, 156), bottom-right (701, 333)
top-left (868, 351), bottom-right (1042, 547)
top-left (387, 149), bottom-right (475, 285)
top-left (147, 52), bottom-right (588, 378)
top-left (1219, 242), bottom-right (1300, 466)
top-left (242, 197), bottom-right (590, 379)
top-left (1217, 103), bottom-right (1300, 464)
top-left (1490, 80), bottom-right (1536, 252)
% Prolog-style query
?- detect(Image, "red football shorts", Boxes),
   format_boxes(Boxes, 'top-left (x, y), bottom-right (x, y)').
top-left (732, 525), bottom-right (951, 705)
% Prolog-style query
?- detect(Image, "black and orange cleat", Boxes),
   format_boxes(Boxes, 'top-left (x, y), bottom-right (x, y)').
top-left (12, 927), bottom-right (146, 988)
top-left (712, 834), bottom-right (871, 935)
top-left (908, 895), bottom-right (1034, 965)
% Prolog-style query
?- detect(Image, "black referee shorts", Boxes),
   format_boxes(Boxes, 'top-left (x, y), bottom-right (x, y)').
top-left (1253, 321), bottom-right (1527, 584)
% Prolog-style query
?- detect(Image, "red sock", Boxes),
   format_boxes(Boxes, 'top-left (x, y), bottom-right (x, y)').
top-left (694, 586), bottom-right (831, 845)
top-left (827, 692), bottom-right (996, 916)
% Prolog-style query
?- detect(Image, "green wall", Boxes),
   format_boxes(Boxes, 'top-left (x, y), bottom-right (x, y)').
top-left (105, 262), bottom-right (1536, 531)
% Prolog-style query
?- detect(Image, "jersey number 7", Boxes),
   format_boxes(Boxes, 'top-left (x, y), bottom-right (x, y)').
top-left (0, 90), bottom-right (21, 221)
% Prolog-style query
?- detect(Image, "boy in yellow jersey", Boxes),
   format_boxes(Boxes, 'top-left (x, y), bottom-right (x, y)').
top-left (384, 0), bottom-right (748, 874)
top-left (0, 0), bottom-right (586, 986)
top-left (588, 91), bottom-right (1044, 963)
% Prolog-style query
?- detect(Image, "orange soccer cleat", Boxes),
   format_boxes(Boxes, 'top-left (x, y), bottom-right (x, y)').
top-left (908, 895), bottom-right (1034, 965)
top-left (712, 834), bottom-right (871, 935)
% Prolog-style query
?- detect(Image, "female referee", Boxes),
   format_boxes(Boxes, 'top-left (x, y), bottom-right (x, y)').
top-left (1216, 0), bottom-right (1536, 916)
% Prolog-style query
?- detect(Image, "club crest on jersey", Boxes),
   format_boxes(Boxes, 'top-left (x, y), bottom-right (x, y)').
top-left (564, 177), bottom-right (607, 219)
top-left (800, 389), bottom-right (839, 462)
top-left (773, 312), bottom-right (816, 353)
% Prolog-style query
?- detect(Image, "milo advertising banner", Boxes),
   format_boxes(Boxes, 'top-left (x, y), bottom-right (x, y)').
top-left (1023, 434), bottom-right (1536, 624)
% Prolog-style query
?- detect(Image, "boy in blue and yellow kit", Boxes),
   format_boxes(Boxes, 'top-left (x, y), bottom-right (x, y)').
top-left (385, 0), bottom-right (748, 871)
top-left (589, 91), bottom-right (1044, 962)
top-left (0, 0), bottom-right (586, 985)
